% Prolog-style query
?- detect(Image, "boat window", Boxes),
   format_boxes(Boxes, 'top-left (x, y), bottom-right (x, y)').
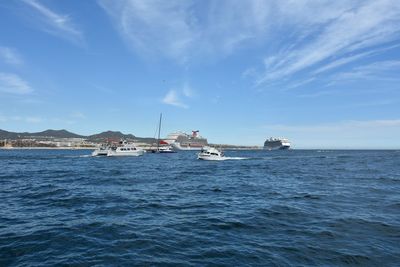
top-left (211, 153), bottom-right (218, 156)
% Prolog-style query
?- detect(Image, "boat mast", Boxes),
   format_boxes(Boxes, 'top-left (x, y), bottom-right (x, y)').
top-left (157, 113), bottom-right (162, 152)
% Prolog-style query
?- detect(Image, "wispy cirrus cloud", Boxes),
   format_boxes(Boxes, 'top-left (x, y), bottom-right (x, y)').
top-left (0, 46), bottom-right (23, 65)
top-left (256, 0), bottom-right (400, 85)
top-left (330, 60), bottom-right (400, 83)
top-left (70, 111), bottom-right (86, 119)
top-left (25, 116), bottom-right (43, 123)
top-left (182, 83), bottom-right (195, 98)
top-left (22, 0), bottom-right (84, 45)
top-left (0, 114), bottom-right (43, 123)
top-left (0, 72), bottom-right (33, 94)
top-left (98, 0), bottom-right (273, 63)
top-left (99, 0), bottom-right (400, 92)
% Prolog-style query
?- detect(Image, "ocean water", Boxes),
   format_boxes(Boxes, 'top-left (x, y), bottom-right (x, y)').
top-left (0, 149), bottom-right (399, 266)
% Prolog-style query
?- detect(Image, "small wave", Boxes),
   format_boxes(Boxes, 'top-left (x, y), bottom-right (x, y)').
top-left (293, 193), bottom-right (322, 200)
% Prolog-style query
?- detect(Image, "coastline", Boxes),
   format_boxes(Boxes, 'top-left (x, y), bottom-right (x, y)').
top-left (0, 147), bottom-right (94, 150)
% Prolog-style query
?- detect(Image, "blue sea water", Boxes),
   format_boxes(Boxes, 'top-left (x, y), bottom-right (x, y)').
top-left (0, 149), bottom-right (399, 266)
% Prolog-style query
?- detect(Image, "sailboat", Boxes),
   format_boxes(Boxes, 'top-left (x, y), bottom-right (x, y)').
top-left (152, 113), bottom-right (176, 153)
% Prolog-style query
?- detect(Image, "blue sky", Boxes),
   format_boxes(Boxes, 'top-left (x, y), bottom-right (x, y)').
top-left (0, 0), bottom-right (400, 148)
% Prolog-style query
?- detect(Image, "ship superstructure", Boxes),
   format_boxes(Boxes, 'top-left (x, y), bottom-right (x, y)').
top-left (164, 130), bottom-right (208, 150)
top-left (264, 137), bottom-right (291, 150)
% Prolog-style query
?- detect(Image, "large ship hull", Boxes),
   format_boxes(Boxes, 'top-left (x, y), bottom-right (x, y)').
top-left (171, 142), bottom-right (204, 151)
top-left (264, 144), bottom-right (290, 150)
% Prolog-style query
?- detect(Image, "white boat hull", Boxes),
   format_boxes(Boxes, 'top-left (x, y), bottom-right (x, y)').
top-left (107, 150), bottom-right (144, 157)
top-left (92, 149), bottom-right (109, 156)
top-left (198, 154), bottom-right (228, 161)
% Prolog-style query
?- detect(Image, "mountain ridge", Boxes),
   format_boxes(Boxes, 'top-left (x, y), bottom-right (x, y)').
top-left (0, 129), bottom-right (155, 142)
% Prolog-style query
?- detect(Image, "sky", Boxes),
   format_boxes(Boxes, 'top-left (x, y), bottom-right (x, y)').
top-left (0, 0), bottom-right (400, 149)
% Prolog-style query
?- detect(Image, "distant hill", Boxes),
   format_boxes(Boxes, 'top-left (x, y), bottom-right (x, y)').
top-left (87, 131), bottom-right (136, 141)
top-left (30, 129), bottom-right (85, 138)
top-left (0, 129), bottom-right (84, 139)
top-left (87, 131), bottom-right (158, 143)
top-left (0, 129), bottom-right (157, 143)
top-left (0, 129), bottom-right (18, 139)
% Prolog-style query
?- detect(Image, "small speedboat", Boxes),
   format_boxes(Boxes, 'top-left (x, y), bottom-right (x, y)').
top-left (149, 145), bottom-right (176, 153)
top-left (107, 141), bottom-right (144, 157)
top-left (158, 145), bottom-right (176, 153)
top-left (197, 146), bottom-right (226, 161)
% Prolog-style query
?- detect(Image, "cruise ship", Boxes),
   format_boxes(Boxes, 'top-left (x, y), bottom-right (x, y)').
top-left (264, 137), bottom-right (291, 150)
top-left (164, 130), bottom-right (208, 150)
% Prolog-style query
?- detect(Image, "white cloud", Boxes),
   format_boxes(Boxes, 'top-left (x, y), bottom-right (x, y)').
top-left (0, 114), bottom-right (43, 123)
top-left (0, 47), bottom-right (23, 65)
top-left (182, 83), bottom-right (195, 98)
top-left (99, 0), bottom-right (197, 63)
top-left (285, 77), bottom-right (315, 90)
top-left (0, 72), bottom-right (33, 94)
top-left (98, 0), bottom-right (275, 63)
top-left (25, 117), bottom-right (43, 123)
top-left (162, 83), bottom-right (196, 108)
top-left (257, 0), bottom-right (400, 84)
top-left (162, 89), bottom-right (188, 108)
top-left (98, 0), bottom-right (400, 93)
top-left (312, 44), bottom-right (400, 75)
top-left (70, 111), bottom-right (86, 119)
top-left (331, 60), bottom-right (400, 83)
top-left (22, 0), bottom-right (84, 44)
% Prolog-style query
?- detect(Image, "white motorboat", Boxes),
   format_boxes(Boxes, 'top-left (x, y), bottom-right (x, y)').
top-left (149, 144), bottom-right (176, 153)
top-left (158, 144), bottom-right (176, 153)
top-left (107, 141), bottom-right (144, 157)
top-left (197, 146), bottom-right (227, 161)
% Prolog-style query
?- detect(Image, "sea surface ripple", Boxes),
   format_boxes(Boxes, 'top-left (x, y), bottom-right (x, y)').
top-left (0, 149), bottom-right (399, 266)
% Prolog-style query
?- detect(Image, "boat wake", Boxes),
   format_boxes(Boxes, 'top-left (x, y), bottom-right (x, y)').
top-left (223, 156), bottom-right (248, 160)
top-left (62, 154), bottom-right (92, 158)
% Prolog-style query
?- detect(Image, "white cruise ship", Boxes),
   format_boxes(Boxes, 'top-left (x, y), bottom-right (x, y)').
top-left (264, 137), bottom-right (291, 150)
top-left (164, 130), bottom-right (208, 150)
